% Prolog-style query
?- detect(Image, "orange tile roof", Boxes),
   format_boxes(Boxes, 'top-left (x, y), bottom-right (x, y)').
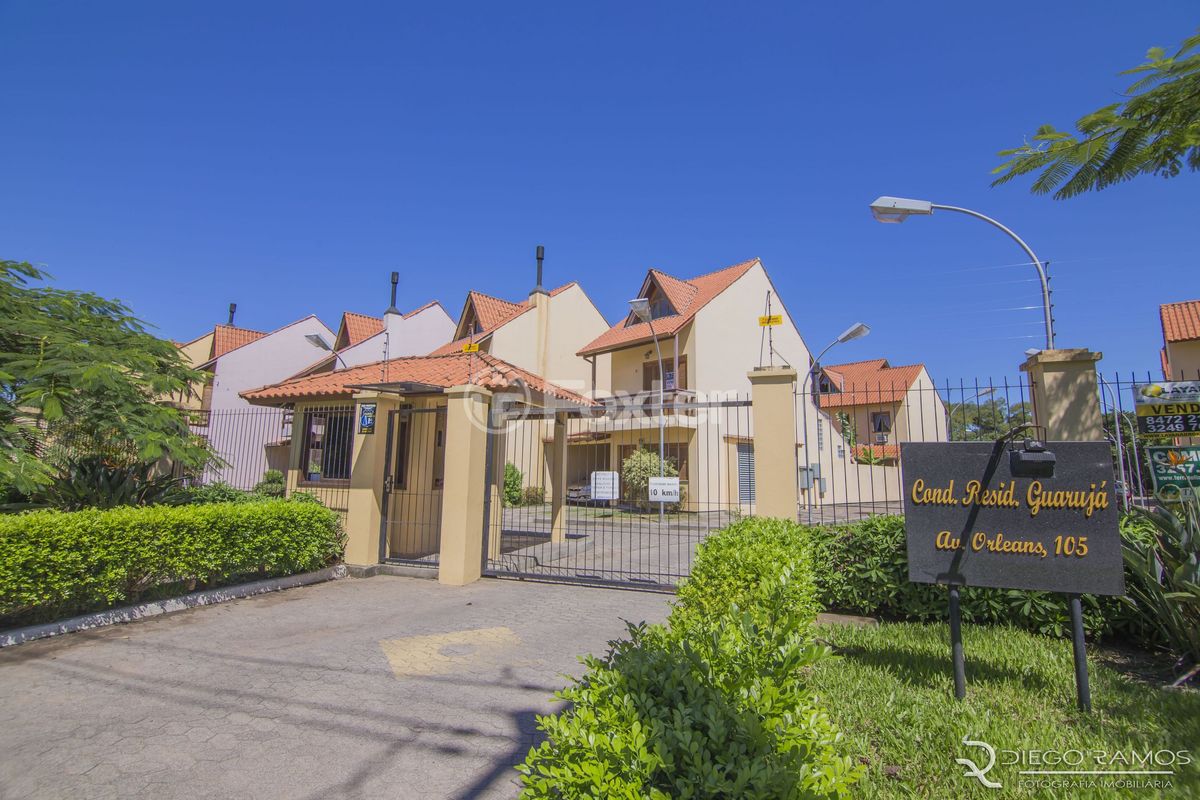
top-left (1161, 300), bottom-right (1200, 343)
top-left (435, 283), bottom-right (577, 355)
top-left (852, 443), bottom-right (900, 461)
top-left (341, 312), bottom-right (385, 346)
top-left (576, 259), bottom-right (759, 356)
top-left (211, 325), bottom-right (267, 359)
top-left (241, 352), bottom-right (593, 406)
top-left (817, 359), bottom-right (925, 408)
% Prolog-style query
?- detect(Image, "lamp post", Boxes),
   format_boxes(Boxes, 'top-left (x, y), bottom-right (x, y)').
top-left (305, 334), bottom-right (349, 370)
top-left (629, 297), bottom-right (666, 524)
top-left (869, 196), bottom-right (1055, 350)
top-left (800, 322), bottom-right (870, 524)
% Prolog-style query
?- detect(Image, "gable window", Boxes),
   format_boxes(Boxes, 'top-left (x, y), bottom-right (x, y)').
top-left (818, 375), bottom-right (837, 394)
top-left (300, 407), bottom-right (353, 482)
top-left (626, 284), bottom-right (676, 326)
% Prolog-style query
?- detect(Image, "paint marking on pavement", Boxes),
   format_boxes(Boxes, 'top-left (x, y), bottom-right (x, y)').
top-left (379, 626), bottom-right (521, 678)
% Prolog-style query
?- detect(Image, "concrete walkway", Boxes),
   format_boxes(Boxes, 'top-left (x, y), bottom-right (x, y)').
top-left (0, 576), bottom-right (671, 800)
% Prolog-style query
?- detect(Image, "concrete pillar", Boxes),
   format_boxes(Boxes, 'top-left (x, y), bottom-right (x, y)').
top-left (1020, 349), bottom-right (1104, 441)
top-left (748, 367), bottom-right (799, 520)
top-left (343, 393), bottom-right (399, 567)
top-left (548, 412), bottom-right (569, 543)
top-left (438, 384), bottom-right (493, 586)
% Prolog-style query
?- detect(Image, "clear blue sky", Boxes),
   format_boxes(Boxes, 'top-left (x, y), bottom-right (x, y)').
top-left (2, 2), bottom-right (1195, 383)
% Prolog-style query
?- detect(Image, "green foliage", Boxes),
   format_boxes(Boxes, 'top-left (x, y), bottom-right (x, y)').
top-left (1122, 502), bottom-right (1200, 670)
top-left (0, 260), bottom-right (211, 495)
top-left (0, 498), bottom-right (342, 628)
top-left (183, 481), bottom-right (260, 505)
top-left (253, 469), bottom-right (287, 498)
top-left (621, 447), bottom-right (680, 511)
top-left (5, 456), bottom-right (187, 511)
top-left (811, 621), bottom-right (1200, 798)
top-left (993, 30), bottom-right (1200, 199)
top-left (503, 462), bottom-right (523, 507)
top-left (520, 485), bottom-right (545, 506)
top-left (946, 397), bottom-right (1031, 442)
top-left (806, 515), bottom-right (1132, 639)
top-left (854, 446), bottom-right (886, 466)
top-left (836, 412), bottom-right (856, 448)
top-left (518, 518), bottom-right (861, 799)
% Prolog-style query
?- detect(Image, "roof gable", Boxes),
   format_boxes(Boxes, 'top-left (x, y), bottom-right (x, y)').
top-left (818, 359), bottom-right (924, 408)
top-left (211, 325), bottom-right (267, 359)
top-left (578, 258), bottom-right (759, 356)
top-left (336, 312), bottom-right (385, 349)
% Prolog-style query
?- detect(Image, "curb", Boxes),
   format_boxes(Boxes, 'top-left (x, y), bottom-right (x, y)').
top-left (0, 564), bottom-right (348, 648)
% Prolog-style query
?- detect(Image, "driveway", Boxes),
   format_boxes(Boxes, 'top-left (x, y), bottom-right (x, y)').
top-left (0, 576), bottom-right (671, 800)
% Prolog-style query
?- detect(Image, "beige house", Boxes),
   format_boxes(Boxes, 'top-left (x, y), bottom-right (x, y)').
top-left (1161, 300), bottom-right (1200, 380)
top-left (430, 280), bottom-right (612, 398)
top-left (816, 358), bottom-right (948, 463)
top-left (573, 257), bottom-right (902, 512)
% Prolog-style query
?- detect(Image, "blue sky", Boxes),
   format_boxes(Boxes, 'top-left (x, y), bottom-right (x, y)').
top-left (1, 2), bottom-right (1196, 383)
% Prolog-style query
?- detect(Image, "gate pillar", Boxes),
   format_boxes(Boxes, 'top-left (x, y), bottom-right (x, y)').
top-left (439, 384), bottom-right (493, 586)
top-left (748, 367), bottom-right (800, 520)
top-left (344, 392), bottom-right (399, 567)
top-left (1020, 349), bottom-right (1104, 441)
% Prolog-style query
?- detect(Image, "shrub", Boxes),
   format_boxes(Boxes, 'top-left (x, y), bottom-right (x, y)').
top-left (183, 481), bottom-right (259, 505)
top-left (503, 463), bottom-right (523, 507)
top-left (5, 457), bottom-right (187, 512)
top-left (520, 485), bottom-right (545, 506)
top-left (0, 499), bottom-right (342, 628)
top-left (806, 514), bottom-right (1137, 640)
top-left (253, 469), bottom-right (287, 498)
top-left (1122, 502), bottom-right (1200, 671)
top-left (621, 447), bottom-right (680, 511)
top-left (518, 517), bottom-right (859, 798)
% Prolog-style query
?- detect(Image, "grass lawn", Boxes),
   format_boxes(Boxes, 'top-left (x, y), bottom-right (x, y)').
top-left (811, 621), bottom-right (1200, 799)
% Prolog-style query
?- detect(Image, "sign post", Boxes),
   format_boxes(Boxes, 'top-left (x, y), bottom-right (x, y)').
top-left (901, 440), bottom-right (1123, 710)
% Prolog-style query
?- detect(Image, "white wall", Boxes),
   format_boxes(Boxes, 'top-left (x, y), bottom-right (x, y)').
top-left (339, 304), bottom-right (456, 368)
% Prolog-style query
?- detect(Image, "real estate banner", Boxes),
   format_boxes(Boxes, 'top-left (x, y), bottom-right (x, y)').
top-left (901, 441), bottom-right (1124, 596)
top-left (1132, 381), bottom-right (1200, 437)
top-left (1147, 444), bottom-right (1200, 501)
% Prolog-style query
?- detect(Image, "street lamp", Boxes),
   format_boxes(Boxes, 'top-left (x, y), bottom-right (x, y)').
top-left (629, 297), bottom-right (666, 524)
top-left (305, 334), bottom-right (349, 370)
top-left (869, 196), bottom-right (1055, 350)
top-left (801, 322), bottom-right (870, 523)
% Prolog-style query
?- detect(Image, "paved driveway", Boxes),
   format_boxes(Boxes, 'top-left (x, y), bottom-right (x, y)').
top-left (0, 576), bottom-right (671, 800)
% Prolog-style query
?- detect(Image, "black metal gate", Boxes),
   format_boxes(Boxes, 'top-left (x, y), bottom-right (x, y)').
top-left (482, 396), bottom-right (754, 589)
top-left (379, 405), bottom-right (447, 567)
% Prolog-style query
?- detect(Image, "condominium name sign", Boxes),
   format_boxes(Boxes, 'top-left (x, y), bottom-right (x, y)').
top-left (901, 442), bottom-right (1124, 595)
top-left (1133, 381), bottom-right (1200, 437)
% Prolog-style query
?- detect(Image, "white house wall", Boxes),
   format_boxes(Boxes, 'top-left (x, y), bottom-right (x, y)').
top-left (339, 305), bottom-right (456, 368)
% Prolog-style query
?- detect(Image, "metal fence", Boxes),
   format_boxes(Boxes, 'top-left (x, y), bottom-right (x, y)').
top-left (794, 375), bottom-right (1036, 524)
top-left (379, 405), bottom-right (447, 567)
top-left (483, 395), bottom-right (755, 589)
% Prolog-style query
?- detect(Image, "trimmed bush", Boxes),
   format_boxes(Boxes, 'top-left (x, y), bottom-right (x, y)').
top-left (807, 515), bottom-right (1138, 640)
top-left (0, 498), bottom-right (342, 628)
top-left (520, 486), bottom-right (545, 506)
top-left (503, 463), bottom-right (523, 507)
top-left (183, 481), bottom-right (260, 505)
top-left (518, 517), bottom-right (860, 798)
top-left (253, 469), bottom-right (287, 498)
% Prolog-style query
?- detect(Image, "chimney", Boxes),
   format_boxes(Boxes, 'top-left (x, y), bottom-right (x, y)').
top-left (384, 271), bottom-right (400, 315)
top-left (530, 244), bottom-right (548, 298)
top-left (227, 303), bottom-right (237, 326)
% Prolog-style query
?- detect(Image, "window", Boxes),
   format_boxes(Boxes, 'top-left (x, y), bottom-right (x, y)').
top-left (625, 285), bottom-right (676, 327)
top-left (300, 408), bottom-right (353, 481)
top-left (737, 443), bottom-right (755, 504)
top-left (643, 356), bottom-right (687, 392)
top-left (871, 411), bottom-right (892, 434)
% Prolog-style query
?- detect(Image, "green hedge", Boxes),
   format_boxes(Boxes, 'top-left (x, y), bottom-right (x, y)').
top-left (0, 499), bottom-right (343, 628)
top-left (517, 517), bottom-right (861, 798)
top-left (807, 515), bottom-right (1145, 640)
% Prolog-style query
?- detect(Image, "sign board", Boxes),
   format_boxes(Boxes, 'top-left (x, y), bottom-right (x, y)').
top-left (461, 342), bottom-right (480, 353)
top-left (1148, 445), bottom-right (1200, 501)
top-left (590, 471), bottom-right (620, 501)
top-left (648, 476), bottom-right (681, 503)
top-left (1133, 381), bottom-right (1200, 437)
top-left (358, 402), bottom-right (377, 435)
top-left (901, 441), bottom-right (1124, 596)
top-left (758, 314), bottom-right (782, 327)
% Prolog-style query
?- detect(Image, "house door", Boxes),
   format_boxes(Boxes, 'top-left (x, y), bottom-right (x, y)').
top-left (379, 405), bottom-right (447, 565)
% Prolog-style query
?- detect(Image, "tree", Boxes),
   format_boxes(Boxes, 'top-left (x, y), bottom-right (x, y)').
top-left (992, 30), bottom-right (1200, 199)
top-left (1, 260), bottom-right (210, 495)
top-left (947, 397), bottom-right (1031, 442)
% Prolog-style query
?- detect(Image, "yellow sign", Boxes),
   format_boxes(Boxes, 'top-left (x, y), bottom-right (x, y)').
top-left (1135, 402), bottom-right (1200, 416)
top-left (758, 314), bottom-right (782, 327)
top-left (461, 343), bottom-right (480, 353)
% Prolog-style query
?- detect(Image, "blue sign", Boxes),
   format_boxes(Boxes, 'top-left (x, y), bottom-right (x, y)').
top-left (358, 402), bottom-right (377, 435)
